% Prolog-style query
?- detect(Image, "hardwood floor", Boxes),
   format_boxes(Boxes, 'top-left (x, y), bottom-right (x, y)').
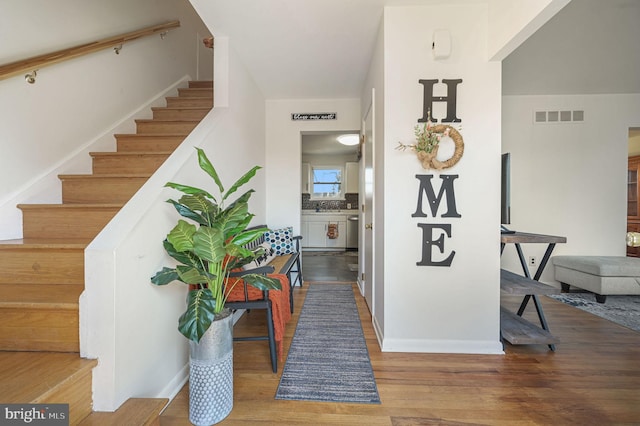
top-left (160, 283), bottom-right (640, 425)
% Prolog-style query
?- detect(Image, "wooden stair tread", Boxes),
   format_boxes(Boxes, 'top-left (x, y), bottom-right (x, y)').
top-left (500, 307), bottom-right (559, 345)
top-left (177, 87), bottom-right (213, 95)
top-left (0, 238), bottom-right (90, 248)
top-left (188, 80), bottom-right (213, 88)
top-left (59, 173), bottom-right (151, 179)
top-left (151, 107), bottom-right (211, 121)
top-left (135, 119), bottom-right (202, 124)
top-left (0, 284), bottom-right (82, 308)
top-left (151, 106), bottom-right (211, 111)
top-left (165, 96), bottom-right (212, 100)
top-left (89, 151), bottom-right (172, 157)
top-left (164, 98), bottom-right (213, 108)
top-left (113, 134), bottom-right (186, 139)
top-left (18, 203), bottom-right (123, 209)
top-left (0, 352), bottom-right (96, 403)
top-left (79, 398), bottom-right (169, 426)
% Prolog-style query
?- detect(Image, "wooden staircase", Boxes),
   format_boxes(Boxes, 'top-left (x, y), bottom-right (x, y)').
top-left (0, 81), bottom-right (213, 424)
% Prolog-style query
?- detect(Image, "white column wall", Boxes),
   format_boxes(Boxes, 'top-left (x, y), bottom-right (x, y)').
top-left (379, 5), bottom-right (503, 354)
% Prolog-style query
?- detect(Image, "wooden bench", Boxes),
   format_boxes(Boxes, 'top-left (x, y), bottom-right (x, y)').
top-left (243, 226), bottom-right (303, 312)
top-left (500, 269), bottom-right (560, 348)
top-left (223, 226), bottom-right (303, 373)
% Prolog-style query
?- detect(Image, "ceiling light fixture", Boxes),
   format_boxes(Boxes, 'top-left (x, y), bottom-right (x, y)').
top-left (337, 134), bottom-right (359, 146)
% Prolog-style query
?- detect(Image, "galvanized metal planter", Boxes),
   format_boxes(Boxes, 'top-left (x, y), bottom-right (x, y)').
top-left (188, 309), bottom-right (234, 426)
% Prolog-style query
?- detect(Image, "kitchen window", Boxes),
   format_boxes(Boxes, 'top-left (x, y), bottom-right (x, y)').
top-left (311, 166), bottom-right (344, 200)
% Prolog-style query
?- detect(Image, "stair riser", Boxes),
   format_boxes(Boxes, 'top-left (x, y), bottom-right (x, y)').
top-left (189, 81), bottom-right (214, 88)
top-left (21, 208), bottom-right (119, 239)
top-left (62, 177), bottom-right (147, 204)
top-left (135, 120), bottom-right (199, 135)
top-left (165, 97), bottom-right (213, 108)
top-left (0, 308), bottom-right (78, 352)
top-left (38, 361), bottom-right (94, 424)
top-left (152, 108), bottom-right (210, 121)
top-left (0, 248), bottom-right (83, 285)
top-left (177, 88), bottom-right (213, 98)
top-left (115, 135), bottom-right (184, 152)
top-left (92, 155), bottom-right (169, 174)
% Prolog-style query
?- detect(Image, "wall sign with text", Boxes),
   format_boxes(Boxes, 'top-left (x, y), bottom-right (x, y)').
top-left (291, 113), bottom-right (337, 121)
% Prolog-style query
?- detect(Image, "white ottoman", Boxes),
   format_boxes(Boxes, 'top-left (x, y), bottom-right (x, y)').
top-left (552, 256), bottom-right (640, 303)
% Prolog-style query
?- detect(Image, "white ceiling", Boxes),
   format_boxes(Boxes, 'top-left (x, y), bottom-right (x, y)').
top-left (205, 0), bottom-right (485, 99)
top-left (206, 0), bottom-right (639, 100)
top-left (301, 131), bottom-right (361, 156)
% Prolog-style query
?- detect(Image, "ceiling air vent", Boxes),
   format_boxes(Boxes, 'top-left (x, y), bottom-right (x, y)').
top-left (534, 110), bottom-right (584, 124)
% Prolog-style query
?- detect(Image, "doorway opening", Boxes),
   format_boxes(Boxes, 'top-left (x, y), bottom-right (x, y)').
top-left (300, 131), bottom-right (361, 280)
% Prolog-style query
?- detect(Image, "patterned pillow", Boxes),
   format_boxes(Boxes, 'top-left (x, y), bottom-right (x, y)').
top-left (242, 242), bottom-right (277, 270)
top-left (264, 226), bottom-right (295, 255)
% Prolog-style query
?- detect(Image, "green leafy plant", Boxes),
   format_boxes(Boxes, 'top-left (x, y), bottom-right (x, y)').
top-left (151, 148), bottom-right (281, 343)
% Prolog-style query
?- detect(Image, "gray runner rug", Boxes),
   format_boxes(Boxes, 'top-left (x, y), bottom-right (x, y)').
top-left (275, 284), bottom-right (381, 404)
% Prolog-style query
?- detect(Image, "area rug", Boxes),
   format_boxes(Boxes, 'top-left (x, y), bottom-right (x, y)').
top-left (548, 294), bottom-right (640, 332)
top-left (275, 284), bottom-right (381, 404)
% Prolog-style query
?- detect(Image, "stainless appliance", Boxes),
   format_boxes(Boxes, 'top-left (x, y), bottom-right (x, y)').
top-left (346, 215), bottom-right (359, 249)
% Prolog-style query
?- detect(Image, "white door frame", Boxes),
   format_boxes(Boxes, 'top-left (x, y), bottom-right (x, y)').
top-left (359, 88), bottom-right (375, 313)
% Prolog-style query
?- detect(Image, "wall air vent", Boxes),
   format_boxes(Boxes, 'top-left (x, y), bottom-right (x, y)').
top-left (534, 110), bottom-right (584, 124)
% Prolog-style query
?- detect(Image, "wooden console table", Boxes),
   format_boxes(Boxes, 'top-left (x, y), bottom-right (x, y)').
top-left (500, 232), bottom-right (567, 350)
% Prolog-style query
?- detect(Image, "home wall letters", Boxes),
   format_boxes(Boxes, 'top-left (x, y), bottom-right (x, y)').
top-left (412, 78), bottom-right (463, 267)
top-left (418, 79), bottom-right (462, 123)
top-left (413, 174), bottom-right (460, 266)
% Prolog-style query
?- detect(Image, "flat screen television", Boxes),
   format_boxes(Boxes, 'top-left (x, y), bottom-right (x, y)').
top-left (501, 153), bottom-right (514, 233)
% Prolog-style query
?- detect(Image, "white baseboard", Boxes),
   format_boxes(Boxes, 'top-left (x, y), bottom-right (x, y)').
top-left (381, 337), bottom-right (505, 355)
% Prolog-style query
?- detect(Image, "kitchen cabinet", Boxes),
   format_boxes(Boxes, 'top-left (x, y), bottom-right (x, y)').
top-left (345, 162), bottom-right (359, 194)
top-left (301, 162), bottom-right (310, 194)
top-left (307, 222), bottom-right (330, 247)
top-left (301, 214), bottom-right (346, 249)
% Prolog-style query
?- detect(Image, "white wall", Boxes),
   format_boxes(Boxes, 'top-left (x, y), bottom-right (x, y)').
top-left (265, 99), bottom-right (361, 233)
top-left (83, 35), bottom-right (267, 410)
top-left (0, 0), bottom-right (212, 239)
top-left (501, 94), bottom-right (640, 283)
top-left (502, 0), bottom-right (640, 97)
top-left (375, 4), bottom-right (503, 354)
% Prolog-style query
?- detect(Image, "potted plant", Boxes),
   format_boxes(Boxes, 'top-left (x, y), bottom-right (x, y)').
top-left (151, 147), bottom-right (281, 425)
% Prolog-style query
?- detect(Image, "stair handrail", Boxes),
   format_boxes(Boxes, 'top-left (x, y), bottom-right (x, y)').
top-left (0, 20), bottom-right (180, 82)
